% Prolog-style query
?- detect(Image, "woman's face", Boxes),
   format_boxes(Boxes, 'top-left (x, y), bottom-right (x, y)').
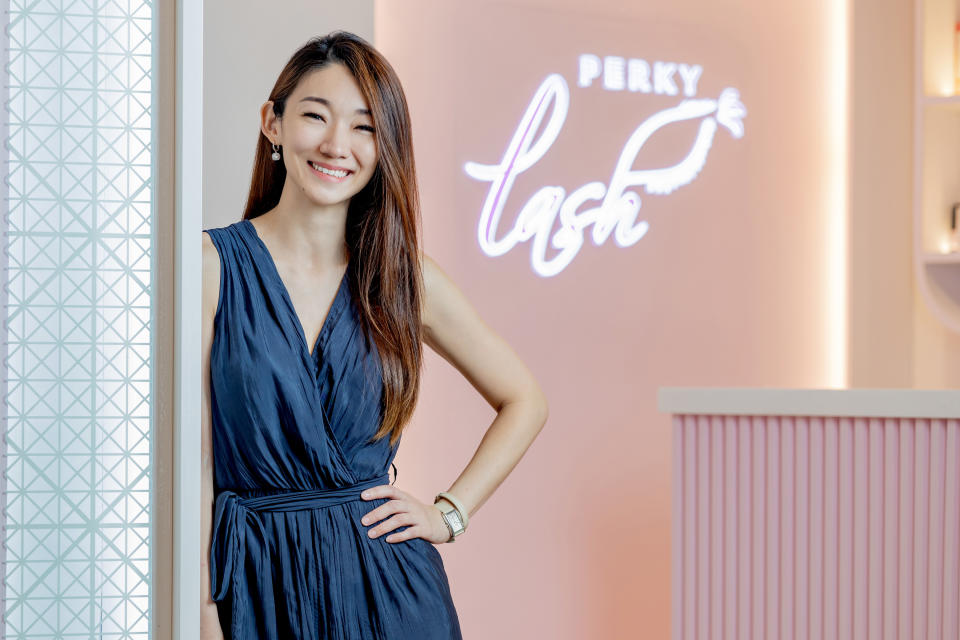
top-left (262, 62), bottom-right (378, 209)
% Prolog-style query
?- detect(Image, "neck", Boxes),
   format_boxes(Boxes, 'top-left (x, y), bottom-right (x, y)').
top-left (255, 185), bottom-right (350, 270)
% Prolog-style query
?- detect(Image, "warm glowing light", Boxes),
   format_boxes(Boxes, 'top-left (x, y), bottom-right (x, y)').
top-left (465, 70), bottom-right (746, 277)
top-left (825, 0), bottom-right (849, 388)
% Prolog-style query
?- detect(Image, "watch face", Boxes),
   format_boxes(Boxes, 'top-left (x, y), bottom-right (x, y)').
top-left (446, 510), bottom-right (464, 532)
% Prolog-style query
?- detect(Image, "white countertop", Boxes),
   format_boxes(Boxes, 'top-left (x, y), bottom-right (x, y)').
top-left (658, 388), bottom-right (960, 419)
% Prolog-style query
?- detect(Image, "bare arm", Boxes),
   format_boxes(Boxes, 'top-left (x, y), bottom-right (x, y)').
top-left (200, 232), bottom-right (225, 639)
top-left (421, 254), bottom-right (549, 519)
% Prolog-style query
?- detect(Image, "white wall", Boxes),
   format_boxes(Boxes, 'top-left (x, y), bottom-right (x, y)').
top-left (848, 0), bottom-right (915, 387)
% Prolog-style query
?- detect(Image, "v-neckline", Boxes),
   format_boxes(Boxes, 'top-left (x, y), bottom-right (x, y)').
top-left (242, 218), bottom-right (349, 361)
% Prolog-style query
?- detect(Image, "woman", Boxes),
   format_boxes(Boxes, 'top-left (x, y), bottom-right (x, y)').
top-left (200, 32), bottom-right (548, 639)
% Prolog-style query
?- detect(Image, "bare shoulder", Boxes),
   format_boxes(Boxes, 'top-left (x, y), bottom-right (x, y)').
top-left (201, 231), bottom-right (220, 323)
top-left (419, 252), bottom-right (461, 336)
top-left (420, 252), bottom-right (438, 322)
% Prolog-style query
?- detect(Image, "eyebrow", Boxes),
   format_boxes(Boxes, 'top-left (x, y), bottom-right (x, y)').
top-left (298, 96), bottom-right (371, 116)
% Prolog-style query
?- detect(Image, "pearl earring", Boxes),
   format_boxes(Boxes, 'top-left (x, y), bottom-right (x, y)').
top-left (271, 143), bottom-right (281, 161)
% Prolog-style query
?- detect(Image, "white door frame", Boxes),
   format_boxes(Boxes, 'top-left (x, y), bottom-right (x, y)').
top-left (174, 0), bottom-right (203, 636)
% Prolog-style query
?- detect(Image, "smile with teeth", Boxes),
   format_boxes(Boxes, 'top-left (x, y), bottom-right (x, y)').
top-left (308, 161), bottom-right (351, 178)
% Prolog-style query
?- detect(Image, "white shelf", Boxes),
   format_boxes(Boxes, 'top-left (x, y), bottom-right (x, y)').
top-left (658, 387), bottom-right (960, 419)
top-left (922, 94), bottom-right (960, 109)
top-left (922, 251), bottom-right (960, 264)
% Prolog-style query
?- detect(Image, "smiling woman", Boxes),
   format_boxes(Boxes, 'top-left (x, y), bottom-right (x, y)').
top-left (261, 64), bottom-right (379, 201)
top-left (200, 30), bottom-right (549, 640)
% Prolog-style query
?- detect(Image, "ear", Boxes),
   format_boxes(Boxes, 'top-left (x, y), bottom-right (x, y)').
top-left (259, 101), bottom-right (281, 145)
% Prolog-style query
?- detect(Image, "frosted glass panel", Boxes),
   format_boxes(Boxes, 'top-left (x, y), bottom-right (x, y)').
top-left (4, 1), bottom-right (154, 638)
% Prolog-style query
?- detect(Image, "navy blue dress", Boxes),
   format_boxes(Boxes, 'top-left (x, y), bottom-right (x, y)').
top-left (204, 219), bottom-right (462, 640)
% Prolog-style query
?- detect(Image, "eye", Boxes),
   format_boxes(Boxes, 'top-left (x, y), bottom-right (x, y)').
top-left (357, 125), bottom-right (375, 133)
top-left (304, 112), bottom-right (325, 121)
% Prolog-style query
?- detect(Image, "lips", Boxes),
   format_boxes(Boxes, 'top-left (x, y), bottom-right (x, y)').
top-left (308, 160), bottom-right (353, 175)
top-left (306, 160), bottom-right (353, 183)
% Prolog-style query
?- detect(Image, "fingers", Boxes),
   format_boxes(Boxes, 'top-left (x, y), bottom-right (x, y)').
top-left (360, 485), bottom-right (414, 542)
top-left (383, 521), bottom-right (419, 543)
top-left (359, 485), bottom-right (433, 543)
top-left (367, 512), bottom-right (417, 542)
top-left (360, 497), bottom-right (406, 528)
top-left (360, 484), bottom-right (397, 501)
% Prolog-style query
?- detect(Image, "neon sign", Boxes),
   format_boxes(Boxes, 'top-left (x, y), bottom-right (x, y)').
top-left (577, 54), bottom-right (703, 96)
top-left (464, 54), bottom-right (746, 277)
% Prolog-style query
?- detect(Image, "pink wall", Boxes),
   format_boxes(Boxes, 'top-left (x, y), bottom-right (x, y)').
top-left (375, 1), bottom-right (855, 637)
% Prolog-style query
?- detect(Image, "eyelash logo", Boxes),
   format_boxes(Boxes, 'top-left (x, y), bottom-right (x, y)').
top-left (464, 54), bottom-right (747, 278)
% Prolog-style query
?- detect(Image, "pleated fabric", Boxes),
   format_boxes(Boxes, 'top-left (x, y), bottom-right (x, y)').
top-left (204, 219), bottom-right (462, 640)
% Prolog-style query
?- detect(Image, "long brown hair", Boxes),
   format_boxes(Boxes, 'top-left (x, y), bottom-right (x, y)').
top-left (242, 32), bottom-right (422, 448)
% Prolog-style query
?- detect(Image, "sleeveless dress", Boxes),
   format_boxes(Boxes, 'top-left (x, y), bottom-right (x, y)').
top-left (204, 219), bottom-right (462, 640)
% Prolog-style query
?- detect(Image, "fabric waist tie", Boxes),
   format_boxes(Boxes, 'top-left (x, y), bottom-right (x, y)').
top-left (210, 473), bottom-right (388, 602)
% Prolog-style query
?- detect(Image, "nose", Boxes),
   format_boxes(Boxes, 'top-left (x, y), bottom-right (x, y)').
top-left (318, 120), bottom-right (350, 159)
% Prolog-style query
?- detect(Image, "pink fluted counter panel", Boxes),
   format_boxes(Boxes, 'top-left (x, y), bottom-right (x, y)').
top-left (660, 389), bottom-right (960, 640)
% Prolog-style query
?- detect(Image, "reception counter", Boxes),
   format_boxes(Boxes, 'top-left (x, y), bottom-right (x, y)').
top-left (658, 388), bottom-right (960, 640)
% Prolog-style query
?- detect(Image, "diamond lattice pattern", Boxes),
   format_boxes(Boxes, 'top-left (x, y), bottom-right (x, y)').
top-left (5, 0), bottom-right (153, 637)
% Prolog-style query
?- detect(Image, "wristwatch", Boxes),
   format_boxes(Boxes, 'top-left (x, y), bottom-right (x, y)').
top-left (434, 492), bottom-right (467, 542)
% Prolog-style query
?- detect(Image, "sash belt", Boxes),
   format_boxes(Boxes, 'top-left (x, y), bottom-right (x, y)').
top-left (210, 473), bottom-right (388, 602)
